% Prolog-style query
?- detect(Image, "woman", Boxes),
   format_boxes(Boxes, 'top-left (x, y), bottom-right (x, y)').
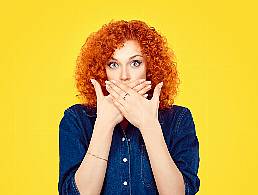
top-left (58, 20), bottom-right (200, 195)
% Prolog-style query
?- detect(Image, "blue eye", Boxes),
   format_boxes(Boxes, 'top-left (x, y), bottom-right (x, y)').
top-left (108, 62), bottom-right (118, 69)
top-left (131, 60), bottom-right (142, 67)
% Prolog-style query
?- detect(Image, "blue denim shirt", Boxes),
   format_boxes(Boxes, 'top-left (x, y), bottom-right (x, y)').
top-left (58, 104), bottom-right (200, 195)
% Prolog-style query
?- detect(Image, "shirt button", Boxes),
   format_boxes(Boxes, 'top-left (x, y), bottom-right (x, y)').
top-left (122, 137), bottom-right (125, 141)
top-left (123, 158), bottom-right (128, 162)
top-left (123, 181), bottom-right (128, 186)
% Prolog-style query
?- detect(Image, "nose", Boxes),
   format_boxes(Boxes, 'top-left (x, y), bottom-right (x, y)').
top-left (120, 66), bottom-right (130, 82)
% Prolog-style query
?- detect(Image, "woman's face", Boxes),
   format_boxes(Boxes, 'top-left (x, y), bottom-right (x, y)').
top-left (105, 40), bottom-right (147, 84)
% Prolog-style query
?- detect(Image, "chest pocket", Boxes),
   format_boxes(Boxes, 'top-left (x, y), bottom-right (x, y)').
top-left (140, 144), bottom-right (157, 189)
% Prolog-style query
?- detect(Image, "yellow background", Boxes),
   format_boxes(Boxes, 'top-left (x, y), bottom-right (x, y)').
top-left (1, 0), bottom-right (257, 194)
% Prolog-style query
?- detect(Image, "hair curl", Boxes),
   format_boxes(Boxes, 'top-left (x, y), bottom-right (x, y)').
top-left (74, 19), bottom-right (180, 110)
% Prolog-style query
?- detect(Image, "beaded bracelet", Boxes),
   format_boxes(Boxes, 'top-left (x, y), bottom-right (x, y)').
top-left (87, 151), bottom-right (108, 162)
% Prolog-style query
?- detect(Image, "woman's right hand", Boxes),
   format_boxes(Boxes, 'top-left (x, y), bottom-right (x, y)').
top-left (90, 79), bottom-right (152, 130)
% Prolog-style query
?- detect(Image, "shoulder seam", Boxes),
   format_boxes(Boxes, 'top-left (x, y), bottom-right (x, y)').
top-left (175, 107), bottom-right (189, 133)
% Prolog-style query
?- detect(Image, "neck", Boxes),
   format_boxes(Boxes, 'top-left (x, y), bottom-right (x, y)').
top-left (120, 118), bottom-right (129, 130)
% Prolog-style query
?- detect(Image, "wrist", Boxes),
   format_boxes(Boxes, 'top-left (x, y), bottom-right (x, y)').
top-left (140, 119), bottom-right (161, 137)
top-left (95, 117), bottom-right (115, 132)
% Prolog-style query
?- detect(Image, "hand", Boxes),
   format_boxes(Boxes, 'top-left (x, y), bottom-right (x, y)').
top-left (105, 80), bottom-right (163, 131)
top-left (90, 79), bottom-right (152, 129)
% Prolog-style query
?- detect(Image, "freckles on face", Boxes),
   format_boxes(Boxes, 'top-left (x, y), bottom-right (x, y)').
top-left (105, 40), bottom-right (147, 81)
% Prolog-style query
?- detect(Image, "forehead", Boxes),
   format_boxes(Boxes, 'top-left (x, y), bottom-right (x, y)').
top-left (112, 40), bottom-right (142, 58)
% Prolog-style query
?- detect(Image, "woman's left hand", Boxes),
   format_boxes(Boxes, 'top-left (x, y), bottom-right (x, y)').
top-left (105, 80), bottom-right (163, 131)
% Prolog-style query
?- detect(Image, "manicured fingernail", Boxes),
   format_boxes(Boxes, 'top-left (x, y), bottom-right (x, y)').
top-left (160, 82), bottom-right (163, 88)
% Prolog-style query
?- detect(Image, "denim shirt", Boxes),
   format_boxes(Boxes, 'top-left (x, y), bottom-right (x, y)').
top-left (58, 104), bottom-right (200, 195)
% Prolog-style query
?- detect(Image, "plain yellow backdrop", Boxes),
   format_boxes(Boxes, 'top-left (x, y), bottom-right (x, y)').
top-left (1, 0), bottom-right (258, 194)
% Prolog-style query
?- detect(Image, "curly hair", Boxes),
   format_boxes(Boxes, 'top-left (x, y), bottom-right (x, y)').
top-left (74, 19), bottom-right (180, 110)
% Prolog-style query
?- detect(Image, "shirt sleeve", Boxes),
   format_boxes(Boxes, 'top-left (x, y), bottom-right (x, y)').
top-left (58, 108), bottom-right (87, 195)
top-left (170, 107), bottom-right (201, 195)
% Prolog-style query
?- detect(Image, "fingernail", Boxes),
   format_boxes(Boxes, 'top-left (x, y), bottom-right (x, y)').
top-left (90, 79), bottom-right (94, 84)
top-left (160, 82), bottom-right (163, 88)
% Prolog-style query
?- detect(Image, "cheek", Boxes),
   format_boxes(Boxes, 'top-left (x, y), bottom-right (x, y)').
top-left (106, 70), bottom-right (118, 80)
top-left (139, 63), bottom-right (147, 76)
top-left (130, 70), bottom-right (146, 80)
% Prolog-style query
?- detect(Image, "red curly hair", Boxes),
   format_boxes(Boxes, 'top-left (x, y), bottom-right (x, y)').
top-left (74, 19), bottom-right (180, 110)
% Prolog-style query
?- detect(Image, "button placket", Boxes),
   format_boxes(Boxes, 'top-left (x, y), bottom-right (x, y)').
top-left (120, 125), bottom-right (133, 195)
top-left (121, 129), bottom-right (130, 192)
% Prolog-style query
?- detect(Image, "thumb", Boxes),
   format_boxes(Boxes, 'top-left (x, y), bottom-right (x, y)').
top-left (151, 82), bottom-right (163, 104)
top-left (90, 79), bottom-right (104, 101)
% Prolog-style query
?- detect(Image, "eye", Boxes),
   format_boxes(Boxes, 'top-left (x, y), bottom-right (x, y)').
top-left (131, 60), bottom-right (142, 67)
top-left (107, 62), bottom-right (118, 69)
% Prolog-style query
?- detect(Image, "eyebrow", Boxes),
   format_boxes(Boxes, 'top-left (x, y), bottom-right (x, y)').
top-left (111, 54), bottom-right (143, 61)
